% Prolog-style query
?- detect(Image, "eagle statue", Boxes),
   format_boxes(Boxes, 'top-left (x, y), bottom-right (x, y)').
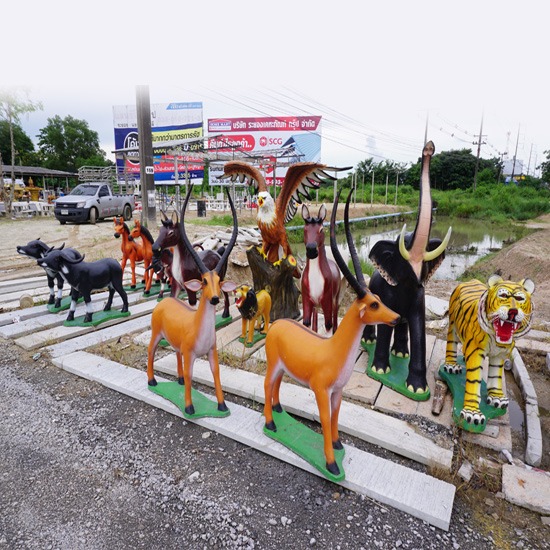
top-left (221, 161), bottom-right (348, 266)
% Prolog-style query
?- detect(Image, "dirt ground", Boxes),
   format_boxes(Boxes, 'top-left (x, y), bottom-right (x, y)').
top-left (2, 206), bottom-right (550, 546)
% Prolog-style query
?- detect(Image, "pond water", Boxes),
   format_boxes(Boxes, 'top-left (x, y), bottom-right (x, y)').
top-left (293, 215), bottom-right (531, 280)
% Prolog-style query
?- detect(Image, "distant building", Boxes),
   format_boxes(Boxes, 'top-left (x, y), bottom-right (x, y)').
top-left (502, 159), bottom-right (524, 177)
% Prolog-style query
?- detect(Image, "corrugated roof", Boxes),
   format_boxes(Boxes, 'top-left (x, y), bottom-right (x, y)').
top-left (0, 165), bottom-right (77, 177)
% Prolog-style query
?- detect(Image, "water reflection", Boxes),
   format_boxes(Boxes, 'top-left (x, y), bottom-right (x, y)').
top-left (293, 216), bottom-right (530, 281)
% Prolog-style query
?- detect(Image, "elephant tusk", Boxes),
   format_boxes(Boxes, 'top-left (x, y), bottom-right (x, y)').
top-left (424, 226), bottom-right (452, 262)
top-left (398, 224), bottom-right (410, 261)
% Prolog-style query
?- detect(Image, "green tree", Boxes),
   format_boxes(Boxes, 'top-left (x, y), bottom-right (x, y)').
top-left (37, 115), bottom-right (109, 172)
top-left (0, 87), bottom-right (43, 214)
top-left (539, 149), bottom-right (550, 183)
top-left (403, 148), bottom-right (499, 190)
top-left (0, 121), bottom-right (36, 166)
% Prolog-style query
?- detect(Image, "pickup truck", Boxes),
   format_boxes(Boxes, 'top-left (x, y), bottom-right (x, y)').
top-left (54, 182), bottom-right (135, 225)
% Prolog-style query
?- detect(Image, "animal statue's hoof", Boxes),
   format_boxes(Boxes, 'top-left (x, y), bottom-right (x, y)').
top-left (178, 377), bottom-right (184, 385)
top-left (443, 363), bottom-right (462, 374)
top-left (48, 295), bottom-right (55, 305)
top-left (148, 378), bottom-right (158, 387)
top-left (265, 420), bottom-right (277, 432)
top-left (66, 312), bottom-right (75, 321)
top-left (326, 461), bottom-right (340, 476)
top-left (130, 285), bottom-right (136, 289)
top-left (273, 403), bottom-right (283, 413)
top-left (333, 439), bottom-right (343, 450)
top-left (407, 383), bottom-right (428, 394)
top-left (487, 395), bottom-right (509, 409)
top-left (143, 290), bottom-right (150, 296)
top-left (185, 404), bottom-right (196, 415)
top-left (84, 313), bottom-right (93, 323)
top-left (460, 408), bottom-right (486, 425)
top-left (372, 365), bottom-right (390, 375)
top-left (121, 306), bottom-right (129, 313)
top-left (217, 401), bottom-right (229, 412)
top-left (54, 299), bottom-right (61, 309)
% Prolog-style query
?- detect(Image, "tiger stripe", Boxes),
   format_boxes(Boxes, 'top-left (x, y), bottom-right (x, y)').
top-left (443, 276), bottom-right (534, 426)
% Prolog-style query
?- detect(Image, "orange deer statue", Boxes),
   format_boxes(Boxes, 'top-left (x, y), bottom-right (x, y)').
top-left (113, 217), bottom-right (151, 290)
top-left (147, 187), bottom-right (238, 415)
top-left (263, 189), bottom-right (401, 477)
top-left (128, 220), bottom-right (155, 294)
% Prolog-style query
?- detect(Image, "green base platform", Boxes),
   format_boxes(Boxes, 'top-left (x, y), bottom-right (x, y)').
top-left (63, 310), bottom-right (130, 327)
top-left (149, 380), bottom-right (231, 419)
top-left (238, 331), bottom-right (266, 347)
top-left (47, 296), bottom-right (83, 313)
top-left (123, 282), bottom-right (146, 293)
top-left (215, 314), bottom-right (233, 329)
top-left (263, 408), bottom-right (345, 482)
top-left (362, 341), bottom-right (431, 401)
top-left (438, 357), bottom-right (507, 433)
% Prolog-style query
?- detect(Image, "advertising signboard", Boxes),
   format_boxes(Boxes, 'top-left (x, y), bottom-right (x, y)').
top-left (207, 115), bottom-right (322, 186)
top-left (113, 102), bottom-right (204, 182)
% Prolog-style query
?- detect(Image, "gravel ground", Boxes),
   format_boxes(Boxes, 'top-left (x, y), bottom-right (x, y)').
top-left (1, 339), bottom-right (547, 550)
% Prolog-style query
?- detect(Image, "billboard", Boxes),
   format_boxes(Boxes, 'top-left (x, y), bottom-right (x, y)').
top-left (113, 102), bottom-right (204, 182)
top-left (207, 115), bottom-right (322, 186)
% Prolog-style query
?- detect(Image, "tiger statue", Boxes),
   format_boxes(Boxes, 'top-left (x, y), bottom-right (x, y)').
top-left (443, 275), bottom-right (535, 426)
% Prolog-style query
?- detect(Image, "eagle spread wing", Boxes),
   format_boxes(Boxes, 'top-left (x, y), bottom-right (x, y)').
top-left (221, 161), bottom-right (349, 264)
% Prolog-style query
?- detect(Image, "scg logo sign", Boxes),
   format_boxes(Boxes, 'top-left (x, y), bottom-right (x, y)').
top-left (259, 136), bottom-right (283, 147)
top-left (124, 132), bottom-right (140, 165)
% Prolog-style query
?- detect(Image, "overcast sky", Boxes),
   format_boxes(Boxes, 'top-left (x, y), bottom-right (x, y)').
top-left (4, 1), bottom-right (547, 174)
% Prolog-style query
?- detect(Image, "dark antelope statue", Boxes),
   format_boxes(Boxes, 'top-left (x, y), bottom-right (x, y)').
top-left (152, 210), bottom-right (231, 318)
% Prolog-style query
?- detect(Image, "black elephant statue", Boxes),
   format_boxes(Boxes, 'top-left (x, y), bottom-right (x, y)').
top-left (362, 141), bottom-right (451, 399)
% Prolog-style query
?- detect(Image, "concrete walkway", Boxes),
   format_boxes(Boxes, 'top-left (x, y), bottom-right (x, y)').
top-left (1, 270), bottom-right (546, 525)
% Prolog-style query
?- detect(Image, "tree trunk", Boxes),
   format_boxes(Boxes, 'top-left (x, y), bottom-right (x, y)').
top-left (246, 247), bottom-right (300, 322)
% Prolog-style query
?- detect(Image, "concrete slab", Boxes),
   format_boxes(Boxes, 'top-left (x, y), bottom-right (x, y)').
top-left (14, 300), bottom-right (156, 350)
top-left (502, 464), bottom-right (550, 514)
top-left (51, 351), bottom-right (456, 530)
top-left (343, 370), bottom-right (382, 405)
top-left (45, 314), bottom-right (154, 358)
top-left (0, 289), bottom-right (149, 339)
top-left (153, 353), bottom-right (453, 471)
top-left (373, 335), bottom-right (439, 417)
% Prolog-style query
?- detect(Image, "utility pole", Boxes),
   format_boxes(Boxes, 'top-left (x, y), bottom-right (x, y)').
top-left (510, 125), bottom-right (520, 183)
top-left (136, 85), bottom-right (156, 227)
top-left (526, 143), bottom-right (533, 176)
top-left (473, 113), bottom-right (486, 191)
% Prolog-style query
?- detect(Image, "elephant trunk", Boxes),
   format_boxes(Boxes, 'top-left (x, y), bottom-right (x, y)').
top-left (400, 140), bottom-right (450, 281)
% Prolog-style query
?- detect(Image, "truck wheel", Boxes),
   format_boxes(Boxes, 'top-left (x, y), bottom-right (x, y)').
top-left (123, 204), bottom-right (132, 221)
top-left (89, 207), bottom-right (98, 225)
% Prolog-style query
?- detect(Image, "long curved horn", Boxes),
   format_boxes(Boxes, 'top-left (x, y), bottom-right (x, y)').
top-left (344, 187), bottom-right (366, 290)
top-left (179, 186), bottom-right (208, 275)
top-left (424, 226), bottom-right (452, 261)
top-left (214, 188), bottom-right (238, 275)
top-left (398, 224), bottom-right (410, 260)
top-left (330, 188), bottom-right (366, 299)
